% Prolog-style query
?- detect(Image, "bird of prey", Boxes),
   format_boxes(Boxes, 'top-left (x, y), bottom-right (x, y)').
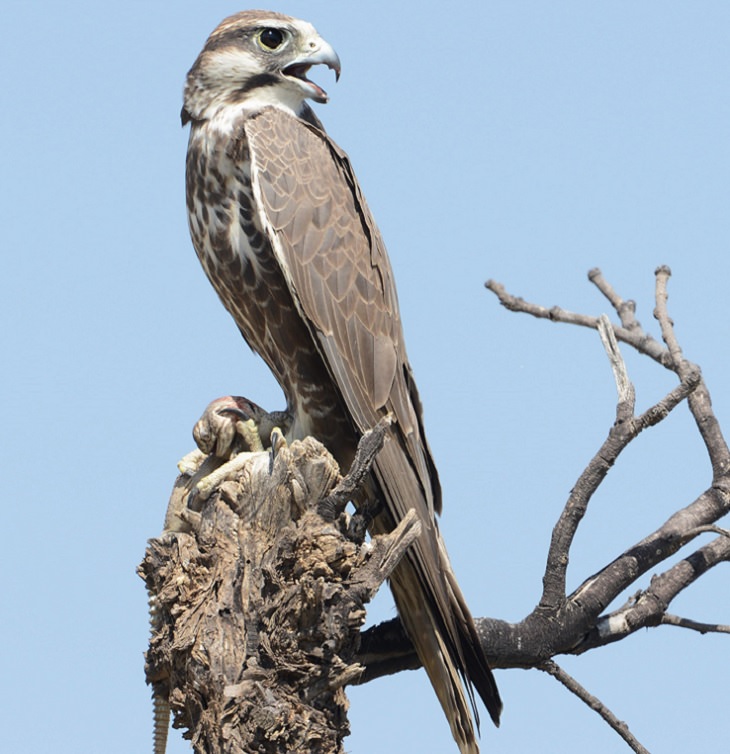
top-left (182, 11), bottom-right (502, 752)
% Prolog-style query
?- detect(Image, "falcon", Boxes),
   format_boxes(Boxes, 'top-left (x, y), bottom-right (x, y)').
top-left (182, 11), bottom-right (502, 752)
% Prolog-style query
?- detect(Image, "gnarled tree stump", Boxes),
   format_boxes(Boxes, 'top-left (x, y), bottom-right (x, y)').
top-left (139, 429), bottom-right (420, 754)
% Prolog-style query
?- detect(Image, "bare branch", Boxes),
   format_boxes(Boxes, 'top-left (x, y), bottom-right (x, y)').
top-left (568, 486), bottom-right (723, 639)
top-left (653, 265), bottom-right (683, 368)
top-left (541, 329), bottom-right (697, 610)
top-left (540, 317), bottom-right (638, 607)
top-left (486, 271), bottom-right (689, 374)
top-left (661, 614), bottom-right (730, 635)
top-left (653, 264), bottom-right (730, 481)
top-left (318, 416), bottom-right (391, 520)
top-left (633, 369), bottom-right (700, 432)
top-left (588, 268), bottom-right (641, 331)
top-left (537, 661), bottom-right (650, 754)
top-left (540, 434), bottom-right (614, 608)
top-left (485, 276), bottom-right (669, 366)
top-left (686, 382), bottom-right (730, 480)
top-left (488, 269), bottom-right (730, 479)
top-left (485, 279), bottom-right (602, 331)
top-left (336, 270), bottom-right (730, 751)
top-left (681, 524), bottom-right (730, 540)
top-left (636, 534), bottom-right (730, 616)
top-left (568, 521), bottom-right (730, 657)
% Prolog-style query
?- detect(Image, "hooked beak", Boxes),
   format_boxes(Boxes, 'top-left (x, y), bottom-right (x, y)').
top-left (282, 37), bottom-right (341, 103)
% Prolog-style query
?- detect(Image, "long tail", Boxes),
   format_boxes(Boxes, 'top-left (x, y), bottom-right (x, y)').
top-left (368, 432), bottom-right (502, 753)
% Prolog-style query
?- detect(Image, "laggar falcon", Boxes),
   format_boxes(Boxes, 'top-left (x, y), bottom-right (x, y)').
top-left (182, 11), bottom-right (502, 752)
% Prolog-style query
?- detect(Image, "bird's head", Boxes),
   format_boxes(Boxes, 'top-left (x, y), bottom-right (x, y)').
top-left (182, 10), bottom-right (341, 125)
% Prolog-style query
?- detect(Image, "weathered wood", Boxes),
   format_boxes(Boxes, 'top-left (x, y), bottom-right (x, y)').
top-left (139, 432), bottom-right (420, 754)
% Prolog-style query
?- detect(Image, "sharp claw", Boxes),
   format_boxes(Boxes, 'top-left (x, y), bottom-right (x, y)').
top-left (269, 427), bottom-right (287, 471)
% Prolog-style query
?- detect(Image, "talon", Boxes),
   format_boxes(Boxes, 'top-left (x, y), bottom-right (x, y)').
top-left (269, 427), bottom-right (287, 470)
top-left (271, 427), bottom-right (287, 452)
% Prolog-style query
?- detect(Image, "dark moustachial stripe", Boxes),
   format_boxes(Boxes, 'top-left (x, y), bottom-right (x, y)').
top-left (234, 73), bottom-right (279, 97)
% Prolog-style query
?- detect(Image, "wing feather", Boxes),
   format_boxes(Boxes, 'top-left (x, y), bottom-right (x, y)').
top-left (247, 109), bottom-right (401, 421)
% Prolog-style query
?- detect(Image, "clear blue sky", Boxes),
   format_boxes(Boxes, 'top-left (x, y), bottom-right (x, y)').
top-left (2, 2), bottom-right (728, 752)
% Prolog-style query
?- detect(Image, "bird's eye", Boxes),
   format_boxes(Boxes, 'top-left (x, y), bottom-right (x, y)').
top-left (258, 28), bottom-right (286, 50)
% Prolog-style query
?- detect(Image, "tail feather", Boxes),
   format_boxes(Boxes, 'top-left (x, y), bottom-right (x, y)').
top-left (369, 437), bottom-right (502, 753)
top-left (389, 562), bottom-right (483, 754)
top-left (440, 537), bottom-right (503, 727)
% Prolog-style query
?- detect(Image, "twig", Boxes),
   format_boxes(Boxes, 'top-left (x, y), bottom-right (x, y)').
top-left (661, 614), bottom-right (730, 635)
top-left (488, 270), bottom-right (730, 480)
top-left (485, 279), bottom-right (602, 330)
top-left (653, 266), bottom-right (683, 368)
top-left (485, 276), bottom-right (669, 368)
top-left (537, 660), bottom-right (650, 754)
top-left (636, 534), bottom-right (730, 614)
top-left (540, 318), bottom-right (636, 606)
top-left (652, 266), bottom-right (730, 479)
top-left (318, 416), bottom-right (392, 520)
top-left (633, 369), bottom-right (700, 432)
top-left (588, 268), bottom-right (640, 330)
top-left (681, 524), bottom-right (730, 540)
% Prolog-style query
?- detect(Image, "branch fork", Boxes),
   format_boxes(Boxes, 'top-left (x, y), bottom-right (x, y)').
top-left (360, 268), bottom-right (730, 753)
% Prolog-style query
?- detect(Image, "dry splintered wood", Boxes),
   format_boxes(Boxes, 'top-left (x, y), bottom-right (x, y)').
top-left (139, 433), bottom-right (420, 754)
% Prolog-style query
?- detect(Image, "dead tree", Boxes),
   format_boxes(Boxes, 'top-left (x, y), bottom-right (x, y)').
top-left (141, 266), bottom-right (728, 754)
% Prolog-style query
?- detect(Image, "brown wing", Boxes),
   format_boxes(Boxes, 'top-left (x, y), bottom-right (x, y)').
top-left (245, 108), bottom-right (433, 496)
top-left (244, 106), bottom-right (501, 747)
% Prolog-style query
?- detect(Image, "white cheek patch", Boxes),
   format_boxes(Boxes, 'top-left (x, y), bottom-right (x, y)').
top-left (206, 48), bottom-right (261, 82)
top-left (201, 48), bottom-right (309, 122)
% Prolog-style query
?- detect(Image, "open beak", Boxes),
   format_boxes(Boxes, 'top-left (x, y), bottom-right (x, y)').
top-left (282, 37), bottom-right (341, 103)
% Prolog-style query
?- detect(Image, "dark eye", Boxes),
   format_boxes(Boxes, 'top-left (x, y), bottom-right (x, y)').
top-left (258, 28), bottom-right (285, 50)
